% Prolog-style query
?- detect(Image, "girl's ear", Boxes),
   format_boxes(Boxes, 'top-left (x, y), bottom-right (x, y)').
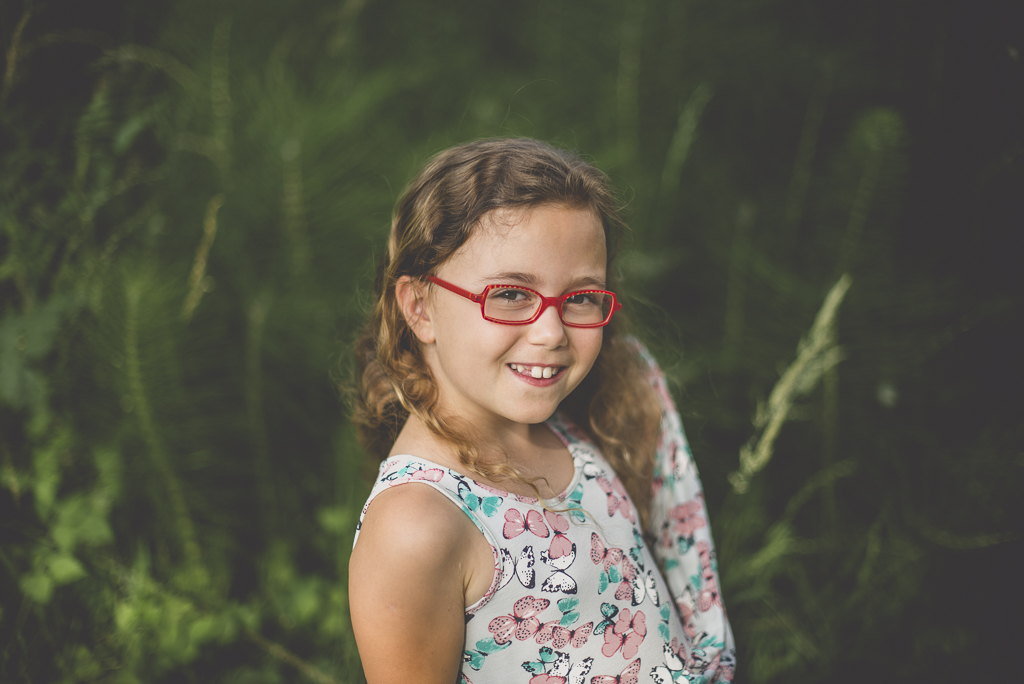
top-left (395, 276), bottom-right (436, 344)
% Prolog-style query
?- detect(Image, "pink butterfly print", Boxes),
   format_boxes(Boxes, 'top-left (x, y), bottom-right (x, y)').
top-left (548, 533), bottom-right (574, 559)
top-left (389, 468), bottom-right (445, 485)
top-left (668, 637), bottom-right (688, 662)
top-left (514, 493), bottom-right (541, 504)
top-left (535, 620), bottom-right (594, 649)
top-left (529, 675), bottom-right (562, 684)
top-left (596, 475), bottom-right (635, 522)
top-left (534, 620), bottom-right (558, 645)
top-left (651, 476), bottom-right (664, 497)
top-left (544, 509), bottom-right (569, 534)
top-left (601, 608), bottom-right (646, 659)
top-left (590, 533), bottom-right (624, 573)
top-left (590, 657), bottom-right (641, 684)
top-left (668, 498), bottom-right (706, 538)
top-left (555, 622), bottom-right (595, 649)
top-left (478, 483), bottom-right (509, 497)
top-left (696, 541), bottom-right (722, 612)
top-left (673, 588), bottom-right (701, 639)
top-left (555, 621), bottom-right (593, 649)
top-left (488, 596), bottom-right (550, 645)
top-left (544, 509), bottom-right (574, 558)
top-left (614, 559), bottom-right (638, 602)
top-left (504, 508), bottom-right (549, 539)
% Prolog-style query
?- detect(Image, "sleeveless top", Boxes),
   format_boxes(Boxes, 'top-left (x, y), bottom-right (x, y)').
top-left (353, 342), bottom-right (735, 684)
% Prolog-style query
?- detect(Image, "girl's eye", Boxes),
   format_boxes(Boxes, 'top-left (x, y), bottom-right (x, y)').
top-left (484, 287), bottom-right (538, 321)
top-left (493, 288), bottom-right (529, 301)
top-left (565, 292), bottom-right (601, 307)
top-left (488, 288), bottom-right (536, 307)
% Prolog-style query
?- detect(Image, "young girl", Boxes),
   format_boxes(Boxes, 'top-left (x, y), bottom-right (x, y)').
top-left (349, 138), bottom-right (735, 684)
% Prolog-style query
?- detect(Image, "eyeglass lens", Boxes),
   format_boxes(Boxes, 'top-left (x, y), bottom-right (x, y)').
top-left (483, 287), bottom-right (611, 325)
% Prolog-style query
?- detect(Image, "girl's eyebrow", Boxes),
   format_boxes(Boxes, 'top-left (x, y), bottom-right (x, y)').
top-left (482, 271), bottom-right (607, 289)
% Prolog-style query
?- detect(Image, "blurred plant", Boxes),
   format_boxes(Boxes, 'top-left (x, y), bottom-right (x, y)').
top-left (728, 273), bottom-right (851, 495)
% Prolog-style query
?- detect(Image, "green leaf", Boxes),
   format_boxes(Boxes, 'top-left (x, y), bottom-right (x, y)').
top-left (69, 647), bottom-right (102, 679)
top-left (69, 645), bottom-right (103, 679)
top-left (20, 571), bottom-right (53, 603)
top-left (317, 506), bottom-right (352, 534)
top-left (93, 446), bottom-right (123, 500)
top-left (0, 317), bottom-right (22, 405)
top-left (33, 427), bottom-right (72, 519)
top-left (22, 296), bottom-right (69, 359)
top-left (187, 615), bottom-right (220, 644)
top-left (114, 114), bottom-right (150, 154)
top-left (47, 553), bottom-right (87, 585)
top-left (114, 600), bottom-right (136, 631)
top-left (288, 578), bottom-right (322, 625)
top-left (52, 495), bottom-right (114, 551)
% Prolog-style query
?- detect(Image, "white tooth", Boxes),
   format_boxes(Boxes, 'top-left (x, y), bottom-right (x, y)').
top-left (531, 366), bottom-right (542, 379)
top-left (511, 364), bottom-right (519, 372)
top-left (542, 367), bottom-right (553, 379)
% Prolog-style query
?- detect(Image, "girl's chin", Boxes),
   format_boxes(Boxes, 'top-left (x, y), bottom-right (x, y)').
top-left (499, 400), bottom-right (565, 426)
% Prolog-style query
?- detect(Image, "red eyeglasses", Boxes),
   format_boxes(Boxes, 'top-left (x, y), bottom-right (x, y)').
top-left (427, 276), bottom-right (621, 328)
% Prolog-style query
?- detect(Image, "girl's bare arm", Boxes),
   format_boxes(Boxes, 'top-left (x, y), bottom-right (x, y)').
top-left (349, 484), bottom-right (482, 683)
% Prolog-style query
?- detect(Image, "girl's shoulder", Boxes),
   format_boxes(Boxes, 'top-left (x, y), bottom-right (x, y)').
top-left (354, 456), bottom-right (478, 552)
top-left (354, 454), bottom-right (512, 552)
top-left (355, 474), bottom-right (470, 552)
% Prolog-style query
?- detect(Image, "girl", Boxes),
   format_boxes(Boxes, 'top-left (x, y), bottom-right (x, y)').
top-left (349, 138), bottom-right (735, 684)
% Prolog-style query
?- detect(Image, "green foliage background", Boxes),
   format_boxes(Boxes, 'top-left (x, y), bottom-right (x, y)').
top-left (1, 0), bottom-right (1020, 681)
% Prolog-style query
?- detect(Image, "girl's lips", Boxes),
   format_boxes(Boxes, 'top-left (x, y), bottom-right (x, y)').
top-left (508, 363), bottom-right (565, 385)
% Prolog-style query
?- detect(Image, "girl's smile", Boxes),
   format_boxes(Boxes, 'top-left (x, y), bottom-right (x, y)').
top-left (508, 363), bottom-right (566, 384)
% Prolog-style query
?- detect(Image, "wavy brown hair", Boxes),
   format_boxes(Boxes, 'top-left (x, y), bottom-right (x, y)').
top-left (353, 138), bottom-right (663, 531)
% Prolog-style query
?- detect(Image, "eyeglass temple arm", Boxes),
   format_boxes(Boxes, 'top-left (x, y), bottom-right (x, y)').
top-left (426, 276), bottom-right (483, 303)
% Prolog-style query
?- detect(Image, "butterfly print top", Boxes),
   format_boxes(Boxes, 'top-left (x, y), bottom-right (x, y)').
top-left (354, 342), bottom-right (735, 683)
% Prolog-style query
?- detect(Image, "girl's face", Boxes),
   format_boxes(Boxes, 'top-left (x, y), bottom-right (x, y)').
top-left (409, 204), bottom-right (607, 434)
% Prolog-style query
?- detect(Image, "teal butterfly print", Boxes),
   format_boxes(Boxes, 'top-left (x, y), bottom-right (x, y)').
top-left (463, 637), bottom-right (509, 671)
top-left (456, 478), bottom-right (502, 517)
top-left (521, 645), bottom-right (559, 674)
top-left (593, 602), bottom-right (619, 635)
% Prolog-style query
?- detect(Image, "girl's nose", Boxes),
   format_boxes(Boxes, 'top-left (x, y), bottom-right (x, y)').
top-left (526, 304), bottom-right (568, 348)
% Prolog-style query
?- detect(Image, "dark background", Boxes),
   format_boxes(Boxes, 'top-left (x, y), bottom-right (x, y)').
top-left (1, 0), bottom-right (1021, 681)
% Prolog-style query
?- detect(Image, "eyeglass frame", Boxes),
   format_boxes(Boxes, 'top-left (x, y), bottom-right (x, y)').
top-left (425, 275), bottom-right (621, 328)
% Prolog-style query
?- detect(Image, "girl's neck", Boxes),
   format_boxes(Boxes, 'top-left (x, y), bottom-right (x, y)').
top-left (389, 413), bottom-right (574, 499)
